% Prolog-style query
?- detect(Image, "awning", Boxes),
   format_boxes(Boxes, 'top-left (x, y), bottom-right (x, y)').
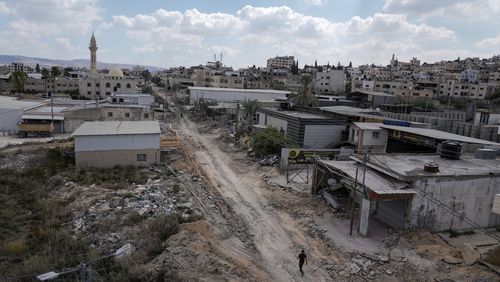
top-left (22, 114), bottom-right (64, 121)
top-left (319, 160), bottom-right (416, 201)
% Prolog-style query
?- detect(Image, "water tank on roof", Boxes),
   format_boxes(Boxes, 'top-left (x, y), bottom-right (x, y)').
top-left (440, 140), bottom-right (462, 160)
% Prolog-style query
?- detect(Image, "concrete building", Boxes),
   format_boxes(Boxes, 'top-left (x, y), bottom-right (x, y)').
top-left (349, 123), bottom-right (388, 153)
top-left (314, 69), bottom-right (345, 94)
top-left (72, 121), bottom-right (161, 168)
top-left (313, 153), bottom-right (500, 235)
top-left (78, 34), bottom-right (144, 98)
top-left (187, 87), bottom-right (290, 104)
top-left (256, 108), bottom-right (345, 148)
top-left (0, 96), bottom-right (45, 134)
top-left (267, 55), bottom-right (295, 69)
top-left (110, 93), bottom-right (155, 107)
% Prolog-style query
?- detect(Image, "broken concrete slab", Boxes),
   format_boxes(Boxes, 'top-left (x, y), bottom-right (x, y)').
top-left (460, 243), bottom-right (480, 265)
top-left (442, 256), bottom-right (463, 265)
top-left (349, 263), bottom-right (361, 274)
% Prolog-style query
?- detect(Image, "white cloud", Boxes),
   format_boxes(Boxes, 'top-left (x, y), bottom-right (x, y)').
top-left (132, 44), bottom-right (163, 53)
top-left (55, 37), bottom-right (79, 51)
top-left (0, 1), bottom-right (11, 14)
top-left (383, 0), bottom-right (500, 20)
top-left (475, 33), bottom-right (500, 48)
top-left (301, 0), bottom-right (328, 6)
top-left (111, 5), bottom-right (462, 67)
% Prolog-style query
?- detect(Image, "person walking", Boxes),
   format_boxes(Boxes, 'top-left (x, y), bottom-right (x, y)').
top-left (297, 249), bottom-right (308, 276)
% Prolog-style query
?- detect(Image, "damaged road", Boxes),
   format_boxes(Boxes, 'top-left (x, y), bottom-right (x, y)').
top-left (177, 115), bottom-right (333, 281)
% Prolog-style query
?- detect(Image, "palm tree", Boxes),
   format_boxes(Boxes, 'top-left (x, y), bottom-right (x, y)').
top-left (293, 74), bottom-right (318, 107)
top-left (9, 71), bottom-right (28, 100)
top-left (242, 99), bottom-right (259, 129)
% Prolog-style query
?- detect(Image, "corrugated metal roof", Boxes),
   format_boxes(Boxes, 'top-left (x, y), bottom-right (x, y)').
top-left (380, 124), bottom-right (500, 146)
top-left (353, 122), bottom-right (384, 130)
top-left (319, 160), bottom-right (415, 196)
top-left (22, 114), bottom-right (64, 121)
top-left (73, 121), bottom-right (161, 136)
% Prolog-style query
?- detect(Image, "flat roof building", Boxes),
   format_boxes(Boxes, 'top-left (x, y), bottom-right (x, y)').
top-left (312, 153), bottom-right (500, 235)
top-left (72, 121), bottom-right (161, 168)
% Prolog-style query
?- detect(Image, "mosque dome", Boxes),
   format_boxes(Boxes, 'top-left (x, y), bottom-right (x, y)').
top-left (108, 67), bottom-right (124, 77)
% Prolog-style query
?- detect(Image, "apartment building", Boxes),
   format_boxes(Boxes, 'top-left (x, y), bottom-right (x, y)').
top-left (267, 56), bottom-right (295, 69)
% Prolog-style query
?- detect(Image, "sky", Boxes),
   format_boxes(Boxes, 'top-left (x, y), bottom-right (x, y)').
top-left (0, 0), bottom-right (499, 69)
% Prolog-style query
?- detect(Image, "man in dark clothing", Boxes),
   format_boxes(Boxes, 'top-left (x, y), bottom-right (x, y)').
top-left (297, 250), bottom-right (308, 276)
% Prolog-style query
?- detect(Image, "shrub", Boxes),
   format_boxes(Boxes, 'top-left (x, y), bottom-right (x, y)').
top-left (3, 239), bottom-right (28, 256)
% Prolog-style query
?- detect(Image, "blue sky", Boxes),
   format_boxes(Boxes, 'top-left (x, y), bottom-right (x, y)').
top-left (0, 0), bottom-right (499, 69)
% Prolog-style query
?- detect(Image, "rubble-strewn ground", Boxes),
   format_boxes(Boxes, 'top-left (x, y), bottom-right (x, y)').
top-left (1, 91), bottom-right (499, 281)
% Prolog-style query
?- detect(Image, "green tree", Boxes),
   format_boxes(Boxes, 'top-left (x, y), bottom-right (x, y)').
top-left (63, 67), bottom-right (73, 77)
top-left (9, 71), bottom-right (28, 99)
top-left (141, 69), bottom-right (151, 82)
top-left (41, 68), bottom-right (50, 78)
top-left (151, 75), bottom-right (162, 85)
top-left (35, 63), bottom-right (40, 73)
top-left (252, 127), bottom-right (297, 156)
top-left (241, 99), bottom-right (259, 130)
top-left (51, 66), bottom-right (61, 78)
top-left (141, 85), bottom-right (153, 94)
top-left (293, 74), bottom-right (318, 107)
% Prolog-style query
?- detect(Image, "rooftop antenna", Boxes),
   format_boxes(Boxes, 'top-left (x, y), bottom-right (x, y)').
top-left (220, 53), bottom-right (223, 66)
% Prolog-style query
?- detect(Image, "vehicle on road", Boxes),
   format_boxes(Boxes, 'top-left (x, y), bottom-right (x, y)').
top-left (17, 122), bottom-right (53, 138)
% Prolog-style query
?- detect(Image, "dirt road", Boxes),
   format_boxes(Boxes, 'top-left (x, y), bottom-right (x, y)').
top-left (178, 116), bottom-right (332, 281)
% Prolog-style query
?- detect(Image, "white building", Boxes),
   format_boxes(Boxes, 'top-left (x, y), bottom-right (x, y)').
top-left (110, 93), bottom-right (155, 107)
top-left (187, 87), bottom-right (290, 104)
top-left (314, 69), bottom-right (345, 94)
top-left (79, 67), bottom-right (144, 98)
top-left (72, 121), bottom-right (161, 168)
top-left (0, 96), bottom-right (45, 134)
top-left (267, 56), bottom-right (295, 69)
top-left (349, 122), bottom-right (388, 153)
top-left (78, 34), bottom-right (144, 98)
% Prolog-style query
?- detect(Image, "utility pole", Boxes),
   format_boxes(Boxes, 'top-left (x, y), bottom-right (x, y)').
top-left (349, 166), bottom-right (359, 236)
top-left (49, 91), bottom-right (54, 138)
top-left (235, 103), bottom-right (240, 138)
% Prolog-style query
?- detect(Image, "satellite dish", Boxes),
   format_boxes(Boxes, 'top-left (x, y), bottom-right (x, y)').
top-left (327, 178), bottom-right (337, 186)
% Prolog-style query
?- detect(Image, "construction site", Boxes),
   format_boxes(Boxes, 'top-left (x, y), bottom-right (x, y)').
top-left (1, 88), bottom-right (500, 281)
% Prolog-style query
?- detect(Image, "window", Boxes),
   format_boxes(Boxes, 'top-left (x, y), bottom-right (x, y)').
top-left (107, 112), bottom-right (113, 117)
top-left (137, 154), bottom-right (147, 161)
top-left (126, 83), bottom-right (131, 88)
top-left (372, 131), bottom-right (380, 138)
top-left (125, 113), bottom-right (130, 118)
top-left (87, 82), bottom-right (91, 87)
top-left (96, 83), bottom-right (100, 87)
top-left (106, 92), bottom-right (111, 95)
top-left (116, 83), bottom-right (121, 88)
top-left (106, 82), bottom-right (110, 88)
top-left (144, 113), bottom-right (149, 119)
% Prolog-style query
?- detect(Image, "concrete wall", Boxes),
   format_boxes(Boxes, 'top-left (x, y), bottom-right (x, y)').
top-left (0, 108), bottom-right (22, 132)
top-left (64, 106), bottom-right (154, 133)
top-left (267, 116), bottom-right (288, 132)
top-left (409, 176), bottom-right (500, 232)
top-left (75, 133), bottom-right (160, 152)
top-left (76, 148), bottom-right (159, 168)
top-left (189, 88), bottom-right (288, 104)
top-left (303, 124), bottom-right (344, 148)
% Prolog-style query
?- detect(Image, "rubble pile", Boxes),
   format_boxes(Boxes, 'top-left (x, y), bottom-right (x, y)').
top-left (47, 172), bottom-right (195, 252)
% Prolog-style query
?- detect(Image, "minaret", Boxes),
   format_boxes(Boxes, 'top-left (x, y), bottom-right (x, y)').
top-left (89, 32), bottom-right (97, 74)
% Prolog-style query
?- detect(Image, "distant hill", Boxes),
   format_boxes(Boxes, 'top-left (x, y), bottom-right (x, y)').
top-left (0, 55), bottom-right (164, 72)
